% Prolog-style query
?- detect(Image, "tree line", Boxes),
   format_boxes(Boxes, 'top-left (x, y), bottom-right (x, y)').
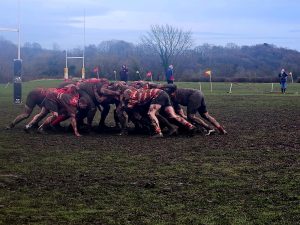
top-left (1, 34), bottom-right (300, 83)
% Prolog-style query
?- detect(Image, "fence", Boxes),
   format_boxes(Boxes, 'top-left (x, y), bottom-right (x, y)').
top-left (178, 82), bottom-right (300, 95)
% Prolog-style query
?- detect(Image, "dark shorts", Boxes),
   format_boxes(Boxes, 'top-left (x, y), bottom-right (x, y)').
top-left (25, 90), bottom-right (45, 109)
top-left (79, 90), bottom-right (95, 110)
top-left (25, 97), bottom-right (38, 109)
top-left (187, 91), bottom-right (207, 115)
top-left (44, 99), bottom-right (59, 113)
top-left (151, 91), bottom-right (172, 107)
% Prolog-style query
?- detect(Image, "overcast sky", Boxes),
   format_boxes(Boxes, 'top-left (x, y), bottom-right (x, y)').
top-left (1, 0), bottom-right (300, 51)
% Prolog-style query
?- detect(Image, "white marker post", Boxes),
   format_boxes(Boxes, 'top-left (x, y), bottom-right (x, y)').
top-left (271, 83), bottom-right (274, 92)
top-left (289, 72), bottom-right (293, 83)
top-left (114, 71), bottom-right (117, 81)
top-left (229, 83), bottom-right (233, 94)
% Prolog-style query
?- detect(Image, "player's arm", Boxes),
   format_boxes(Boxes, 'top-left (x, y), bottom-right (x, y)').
top-left (93, 85), bottom-right (106, 103)
top-left (100, 87), bottom-right (120, 96)
top-left (173, 103), bottom-right (187, 119)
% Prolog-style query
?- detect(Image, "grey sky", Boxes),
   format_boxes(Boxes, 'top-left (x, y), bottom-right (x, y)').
top-left (1, 0), bottom-right (300, 51)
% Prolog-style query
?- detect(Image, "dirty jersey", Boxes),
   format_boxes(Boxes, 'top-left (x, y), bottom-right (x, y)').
top-left (125, 88), bottom-right (163, 109)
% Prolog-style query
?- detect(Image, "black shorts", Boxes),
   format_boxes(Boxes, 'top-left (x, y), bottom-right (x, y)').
top-left (151, 91), bottom-right (172, 107)
top-left (44, 99), bottom-right (59, 113)
top-left (79, 90), bottom-right (95, 110)
top-left (25, 90), bottom-right (44, 109)
top-left (187, 91), bottom-right (207, 115)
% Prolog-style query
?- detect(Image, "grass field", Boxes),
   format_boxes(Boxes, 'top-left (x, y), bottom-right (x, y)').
top-left (0, 81), bottom-right (299, 225)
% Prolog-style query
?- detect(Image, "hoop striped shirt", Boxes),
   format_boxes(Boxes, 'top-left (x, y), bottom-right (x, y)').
top-left (126, 88), bottom-right (162, 109)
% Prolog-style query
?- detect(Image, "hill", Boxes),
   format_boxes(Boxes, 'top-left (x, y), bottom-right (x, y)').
top-left (1, 37), bottom-right (299, 83)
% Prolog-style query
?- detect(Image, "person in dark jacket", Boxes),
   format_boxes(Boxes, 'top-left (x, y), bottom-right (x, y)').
top-left (165, 65), bottom-right (174, 84)
top-left (278, 68), bottom-right (289, 94)
top-left (119, 65), bottom-right (129, 82)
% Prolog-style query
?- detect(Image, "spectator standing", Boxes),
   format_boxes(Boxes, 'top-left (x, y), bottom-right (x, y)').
top-left (119, 65), bottom-right (129, 82)
top-left (166, 65), bottom-right (174, 84)
top-left (278, 68), bottom-right (289, 94)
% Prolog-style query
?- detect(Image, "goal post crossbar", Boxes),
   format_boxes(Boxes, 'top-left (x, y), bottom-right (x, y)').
top-left (0, 28), bottom-right (18, 32)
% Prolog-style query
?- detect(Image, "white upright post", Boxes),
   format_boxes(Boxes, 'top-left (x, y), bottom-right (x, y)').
top-left (65, 50), bottom-right (68, 68)
top-left (229, 83), bottom-right (233, 94)
top-left (82, 9), bottom-right (86, 79)
top-left (114, 71), bottom-right (117, 81)
top-left (289, 72), bottom-right (293, 83)
top-left (17, 0), bottom-right (21, 60)
top-left (271, 83), bottom-right (274, 92)
top-left (64, 50), bottom-right (68, 80)
top-left (199, 82), bottom-right (202, 91)
top-left (0, 0), bottom-right (23, 103)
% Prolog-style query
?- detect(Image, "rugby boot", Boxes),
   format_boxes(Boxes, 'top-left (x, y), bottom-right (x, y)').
top-left (187, 126), bottom-right (196, 137)
top-left (205, 129), bottom-right (216, 136)
top-left (152, 132), bottom-right (164, 138)
top-left (31, 123), bottom-right (39, 129)
top-left (217, 126), bottom-right (227, 135)
top-left (37, 127), bottom-right (47, 134)
top-left (118, 129), bottom-right (128, 136)
top-left (50, 123), bottom-right (65, 132)
top-left (24, 124), bottom-right (33, 133)
top-left (98, 123), bottom-right (110, 132)
top-left (5, 123), bottom-right (14, 130)
top-left (166, 126), bottom-right (179, 136)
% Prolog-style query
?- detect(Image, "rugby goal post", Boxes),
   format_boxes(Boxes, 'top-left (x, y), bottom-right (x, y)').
top-left (64, 50), bottom-right (85, 80)
top-left (64, 10), bottom-right (87, 80)
top-left (0, 0), bottom-right (22, 104)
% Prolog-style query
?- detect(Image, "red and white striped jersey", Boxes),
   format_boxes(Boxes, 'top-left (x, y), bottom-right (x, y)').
top-left (125, 88), bottom-right (162, 108)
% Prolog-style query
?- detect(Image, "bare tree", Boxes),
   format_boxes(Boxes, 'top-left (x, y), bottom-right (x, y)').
top-left (141, 24), bottom-right (193, 73)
